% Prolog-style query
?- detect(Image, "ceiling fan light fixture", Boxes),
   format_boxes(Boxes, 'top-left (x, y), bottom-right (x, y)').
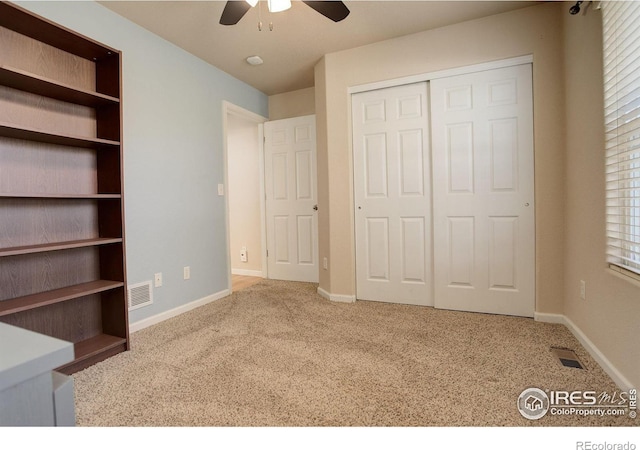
top-left (220, 0), bottom-right (349, 26)
top-left (268, 0), bottom-right (291, 13)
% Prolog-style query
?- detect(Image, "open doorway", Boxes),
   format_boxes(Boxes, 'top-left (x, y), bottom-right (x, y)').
top-left (222, 102), bottom-right (267, 293)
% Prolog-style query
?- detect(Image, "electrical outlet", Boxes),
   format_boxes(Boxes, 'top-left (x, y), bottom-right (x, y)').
top-left (240, 246), bottom-right (247, 262)
top-left (154, 272), bottom-right (162, 288)
top-left (580, 280), bottom-right (586, 300)
top-left (323, 257), bottom-right (328, 270)
top-left (183, 266), bottom-right (190, 280)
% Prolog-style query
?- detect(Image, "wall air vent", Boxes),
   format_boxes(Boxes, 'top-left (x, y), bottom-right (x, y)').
top-left (127, 281), bottom-right (153, 311)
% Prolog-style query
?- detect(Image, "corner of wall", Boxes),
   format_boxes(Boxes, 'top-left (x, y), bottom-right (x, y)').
top-left (268, 87), bottom-right (316, 120)
top-left (314, 57), bottom-right (332, 294)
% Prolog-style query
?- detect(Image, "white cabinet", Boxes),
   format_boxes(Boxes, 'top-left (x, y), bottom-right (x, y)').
top-left (0, 323), bottom-right (76, 426)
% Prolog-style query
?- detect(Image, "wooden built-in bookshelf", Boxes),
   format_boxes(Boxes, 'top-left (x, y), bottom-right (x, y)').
top-left (0, 2), bottom-right (129, 374)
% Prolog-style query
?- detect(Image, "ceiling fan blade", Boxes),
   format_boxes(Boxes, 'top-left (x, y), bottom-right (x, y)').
top-left (220, 1), bottom-right (252, 25)
top-left (302, 1), bottom-right (350, 22)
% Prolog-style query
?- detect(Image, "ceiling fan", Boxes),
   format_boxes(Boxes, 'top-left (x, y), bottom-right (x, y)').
top-left (219, 0), bottom-right (350, 25)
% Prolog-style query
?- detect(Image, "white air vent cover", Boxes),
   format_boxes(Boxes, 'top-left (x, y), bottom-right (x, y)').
top-left (127, 281), bottom-right (153, 311)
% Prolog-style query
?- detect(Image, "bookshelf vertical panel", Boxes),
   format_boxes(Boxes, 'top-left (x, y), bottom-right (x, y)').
top-left (96, 52), bottom-right (121, 100)
top-left (98, 244), bottom-right (125, 282)
top-left (96, 104), bottom-right (121, 143)
top-left (101, 287), bottom-right (129, 346)
top-left (97, 198), bottom-right (123, 238)
top-left (96, 149), bottom-right (122, 194)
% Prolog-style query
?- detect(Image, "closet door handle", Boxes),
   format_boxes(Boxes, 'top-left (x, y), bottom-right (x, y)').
top-left (313, 204), bottom-right (318, 211)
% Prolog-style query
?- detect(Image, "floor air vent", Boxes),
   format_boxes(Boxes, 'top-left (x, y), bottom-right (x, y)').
top-left (550, 347), bottom-right (585, 370)
top-left (127, 281), bottom-right (153, 311)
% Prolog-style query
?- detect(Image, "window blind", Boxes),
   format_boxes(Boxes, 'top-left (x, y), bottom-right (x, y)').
top-left (603, 1), bottom-right (640, 276)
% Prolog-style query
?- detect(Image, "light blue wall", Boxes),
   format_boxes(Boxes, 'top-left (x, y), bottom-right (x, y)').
top-left (16, 1), bottom-right (269, 324)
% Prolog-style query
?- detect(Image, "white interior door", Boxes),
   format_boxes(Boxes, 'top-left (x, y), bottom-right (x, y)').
top-left (352, 82), bottom-right (432, 306)
top-left (430, 64), bottom-right (535, 317)
top-left (264, 115), bottom-right (318, 283)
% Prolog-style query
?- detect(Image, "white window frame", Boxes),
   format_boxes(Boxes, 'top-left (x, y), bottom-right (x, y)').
top-left (602, 1), bottom-right (640, 282)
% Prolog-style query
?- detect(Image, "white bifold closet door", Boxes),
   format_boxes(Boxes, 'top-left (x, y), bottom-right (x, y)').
top-left (430, 64), bottom-right (535, 317)
top-left (264, 115), bottom-right (319, 283)
top-left (352, 82), bottom-right (433, 306)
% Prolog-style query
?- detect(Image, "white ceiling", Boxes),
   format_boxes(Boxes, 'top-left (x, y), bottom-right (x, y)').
top-left (100, 1), bottom-right (540, 95)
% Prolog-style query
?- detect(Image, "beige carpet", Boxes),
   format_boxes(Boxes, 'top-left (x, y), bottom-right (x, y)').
top-left (73, 280), bottom-right (633, 427)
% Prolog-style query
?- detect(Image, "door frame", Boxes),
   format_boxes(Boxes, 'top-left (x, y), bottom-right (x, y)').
top-left (348, 55), bottom-right (534, 305)
top-left (222, 101), bottom-right (268, 293)
top-left (348, 55), bottom-right (533, 95)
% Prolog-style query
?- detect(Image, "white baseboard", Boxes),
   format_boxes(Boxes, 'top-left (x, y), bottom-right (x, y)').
top-left (317, 287), bottom-right (356, 303)
top-left (533, 312), bottom-right (565, 324)
top-left (535, 312), bottom-right (633, 391)
top-left (231, 268), bottom-right (264, 277)
top-left (129, 288), bottom-right (230, 333)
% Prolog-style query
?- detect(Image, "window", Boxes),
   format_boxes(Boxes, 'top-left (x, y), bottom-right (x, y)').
top-left (603, 1), bottom-right (640, 277)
